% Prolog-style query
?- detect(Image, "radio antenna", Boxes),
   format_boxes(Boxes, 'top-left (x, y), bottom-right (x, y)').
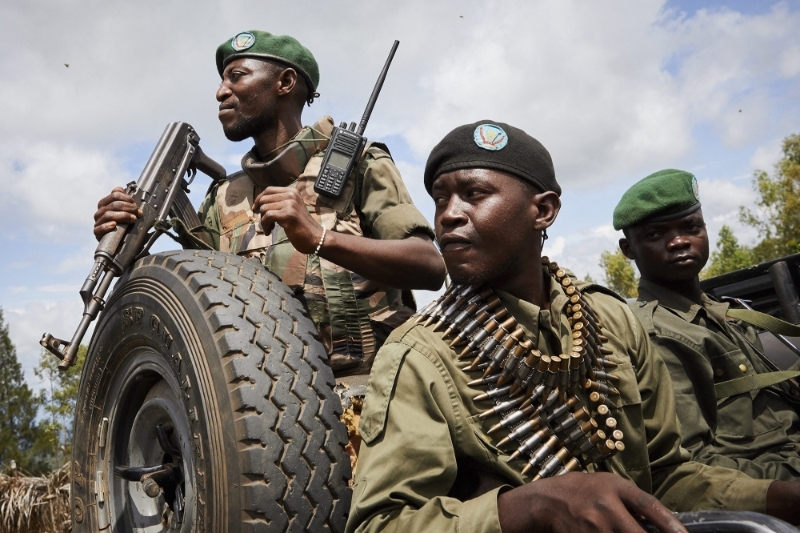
top-left (356, 40), bottom-right (399, 136)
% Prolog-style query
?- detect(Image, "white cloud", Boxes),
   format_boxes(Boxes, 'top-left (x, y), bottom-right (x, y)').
top-left (543, 236), bottom-right (566, 261)
top-left (0, 142), bottom-right (130, 241)
top-left (697, 176), bottom-right (759, 249)
top-left (750, 137), bottom-right (784, 172)
top-left (0, 1), bottom-right (797, 226)
top-left (55, 243), bottom-right (98, 274)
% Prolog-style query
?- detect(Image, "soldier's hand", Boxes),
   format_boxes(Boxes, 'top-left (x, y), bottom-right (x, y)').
top-left (497, 471), bottom-right (687, 533)
top-left (253, 187), bottom-right (322, 254)
top-left (93, 187), bottom-right (143, 241)
top-left (766, 480), bottom-right (800, 524)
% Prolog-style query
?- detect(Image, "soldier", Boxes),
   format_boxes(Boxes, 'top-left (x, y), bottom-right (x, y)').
top-left (347, 122), bottom-right (800, 533)
top-left (93, 31), bottom-right (446, 384)
top-left (615, 169), bottom-right (800, 480)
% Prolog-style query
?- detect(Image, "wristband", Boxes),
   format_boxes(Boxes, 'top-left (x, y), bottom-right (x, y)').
top-left (313, 226), bottom-right (327, 255)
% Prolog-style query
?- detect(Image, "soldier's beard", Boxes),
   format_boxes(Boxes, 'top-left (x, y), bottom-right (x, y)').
top-left (447, 257), bottom-right (518, 289)
top-left (222, 109), bottom-right (275, 143)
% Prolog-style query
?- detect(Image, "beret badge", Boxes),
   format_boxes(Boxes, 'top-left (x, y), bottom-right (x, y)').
top-left (231, 32), bottom-right (256, 51)
top-left (473, 124), bottom-right (508, 151)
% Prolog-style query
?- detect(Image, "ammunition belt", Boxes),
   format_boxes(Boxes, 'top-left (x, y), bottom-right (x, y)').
top-left (412, 257), bottom-right (624, 480)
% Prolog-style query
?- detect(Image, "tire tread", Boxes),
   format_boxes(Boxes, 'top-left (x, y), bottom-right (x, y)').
top-left (145, 250), bottom-right (350, 532)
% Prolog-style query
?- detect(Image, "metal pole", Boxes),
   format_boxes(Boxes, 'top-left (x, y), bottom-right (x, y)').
top-left (768, 261), bottom-right (800, 324)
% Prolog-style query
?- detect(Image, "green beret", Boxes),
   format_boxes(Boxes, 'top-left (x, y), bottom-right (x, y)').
top-left (613, 169), bottom-right (701, 230)
top-left (216, 30), bottom-right (320, 93)
top-left (424, 120), bottom-right (561, 196)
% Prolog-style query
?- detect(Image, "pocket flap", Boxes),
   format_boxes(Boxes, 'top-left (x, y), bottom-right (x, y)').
top-left (358, 346), bottom-right (409, 444)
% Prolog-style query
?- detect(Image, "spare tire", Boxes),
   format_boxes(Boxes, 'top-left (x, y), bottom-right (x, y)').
top-left (70, 250), bottom-right (352, 533)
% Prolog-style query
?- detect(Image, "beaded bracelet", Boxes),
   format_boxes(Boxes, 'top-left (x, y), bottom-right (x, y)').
top-left (313, 226), bottom-right (327, 255)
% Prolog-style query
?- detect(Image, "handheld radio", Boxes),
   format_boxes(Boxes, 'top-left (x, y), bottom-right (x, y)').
top-left (314, 40), bottom-right (399, 198)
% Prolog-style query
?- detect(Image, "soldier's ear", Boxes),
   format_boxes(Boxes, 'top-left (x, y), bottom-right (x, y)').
top-left (619, 237), bottom-right (635, 260)
top-left (531, 191), bottom-right (561, 231)
top-left (276, 67), bottom-right (299, 97)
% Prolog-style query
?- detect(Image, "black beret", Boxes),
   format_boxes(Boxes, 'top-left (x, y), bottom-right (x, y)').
top-left (424, 120), bottom-right (560, 196)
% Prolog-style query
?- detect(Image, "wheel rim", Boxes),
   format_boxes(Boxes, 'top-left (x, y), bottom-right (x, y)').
top-left (106, 351), bottom-right (196, 533)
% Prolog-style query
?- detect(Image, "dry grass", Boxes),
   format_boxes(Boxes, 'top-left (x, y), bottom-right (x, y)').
top-left (0, 465), bottom-right (70, 533)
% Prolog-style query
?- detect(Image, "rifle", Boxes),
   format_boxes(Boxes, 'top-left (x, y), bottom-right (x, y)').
top-left (40, 122), bottom-right (226, 369)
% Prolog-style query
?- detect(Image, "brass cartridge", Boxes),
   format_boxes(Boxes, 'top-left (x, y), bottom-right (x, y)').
top-left (522, 435), bottom-right (561, 475)
top-left (508, 427), bottom-right (552, 462)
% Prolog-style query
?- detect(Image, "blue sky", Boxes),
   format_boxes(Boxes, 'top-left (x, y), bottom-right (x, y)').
top-left (1, 0), bottom-right (799, 391)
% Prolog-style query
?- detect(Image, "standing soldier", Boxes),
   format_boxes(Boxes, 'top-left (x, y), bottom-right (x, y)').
top-left (93, 30), bottom-right (446, 465)
top-left (615, 169), bottom-right (800, 480)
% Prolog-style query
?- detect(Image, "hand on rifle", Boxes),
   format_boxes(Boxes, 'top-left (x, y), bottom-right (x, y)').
top-left (94, 187), bottom-right (142, 240)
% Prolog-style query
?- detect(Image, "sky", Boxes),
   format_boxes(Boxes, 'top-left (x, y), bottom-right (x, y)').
top-left (1, 0), bottom-right (799, 392)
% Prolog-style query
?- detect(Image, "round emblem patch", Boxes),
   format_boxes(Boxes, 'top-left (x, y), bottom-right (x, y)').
top-left (692, 176), bottom-right (700, 201)
top-left (231, 32), bottom-right (256, 52)
top-left (473, 124), bottom-right (508, 151)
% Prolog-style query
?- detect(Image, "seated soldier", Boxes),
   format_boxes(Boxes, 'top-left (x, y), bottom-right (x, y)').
top-left (615, 169), bottom-right (800, 480)
top-left (93, 30), bottom-right (446, 382)
top-left (347, 122), bottom-right (800, 533)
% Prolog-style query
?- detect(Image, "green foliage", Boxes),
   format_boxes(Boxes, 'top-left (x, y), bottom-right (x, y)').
top-left (740, 133), bottom-right (800, 263)
top-left (599, 249), bottom-right (639, 298)
top-left (34, 345), bottom-right (86, 471)
top-left (0, 308), bottom-right (41, 472)
top-left (701, 225), bottom-right (755, 279)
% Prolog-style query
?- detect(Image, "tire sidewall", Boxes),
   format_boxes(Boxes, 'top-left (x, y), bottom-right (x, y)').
top-left (72, 257), bottom-right (238, 533)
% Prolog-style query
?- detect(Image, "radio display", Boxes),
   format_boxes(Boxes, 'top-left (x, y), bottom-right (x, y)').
top-left (328, 150), bottom-right (350, 170)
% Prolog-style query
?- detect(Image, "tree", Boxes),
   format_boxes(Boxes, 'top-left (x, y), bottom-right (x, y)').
top-left (701, 225), bottom-right (755, 279)
top-left (34, 345), bottom-right (86, 471)
top-left (599, 249), bottom-right (639, 298)
top-left (0, 308), bottom-right (41, 472)
top-left (740, 133), bottom-right (800, 263)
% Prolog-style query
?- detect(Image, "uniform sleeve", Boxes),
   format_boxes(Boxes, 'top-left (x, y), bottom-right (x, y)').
top-left (347, 342), bottom-right (503, 533)
top-left (630, 315), bottom-right (773, 512)
top-left (357, 150), bottom-right (435, 241)
top-left (196, 182), bottom-right (222, 251)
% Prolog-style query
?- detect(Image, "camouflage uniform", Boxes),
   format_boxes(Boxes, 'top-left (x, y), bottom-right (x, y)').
top-left (197, 116), bottom-right (434, 377)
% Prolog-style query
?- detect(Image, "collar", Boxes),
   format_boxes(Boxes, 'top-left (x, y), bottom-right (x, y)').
top-left (495, 273), bottom-right (570, 347)
top-left (637, 278), bottom-right (729, 323)
top-left (241, 115), bottom-right (334, 188)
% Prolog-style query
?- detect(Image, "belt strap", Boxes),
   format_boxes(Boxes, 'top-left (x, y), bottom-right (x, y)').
top-left (715, 371), bottom-right (800, 399)
top-left (726, 308), bottom-right (800, 336)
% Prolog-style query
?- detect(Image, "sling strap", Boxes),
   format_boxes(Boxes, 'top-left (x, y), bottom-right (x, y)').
top-left (715, 370), bottom-right (800, 399)
top-left (714, 307), bottom-right (800, 398)
top-left (726, 308), bottom-right (800, 337)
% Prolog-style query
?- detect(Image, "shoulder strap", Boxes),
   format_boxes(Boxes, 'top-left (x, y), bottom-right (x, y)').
top-left (714, 370), bottom-right (800, 399)
top-left (726, 308), bottom-right (800, 336)
top-left (346, 140), bottom-right (389, 217)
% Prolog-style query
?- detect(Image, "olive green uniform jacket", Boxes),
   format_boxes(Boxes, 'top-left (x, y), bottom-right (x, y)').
top-left (346, 277), bottom-right (771, 533)
top-left (632, 278), bottom-right (800, 480)
top-left (197, 116), bottom-right (434, 375)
